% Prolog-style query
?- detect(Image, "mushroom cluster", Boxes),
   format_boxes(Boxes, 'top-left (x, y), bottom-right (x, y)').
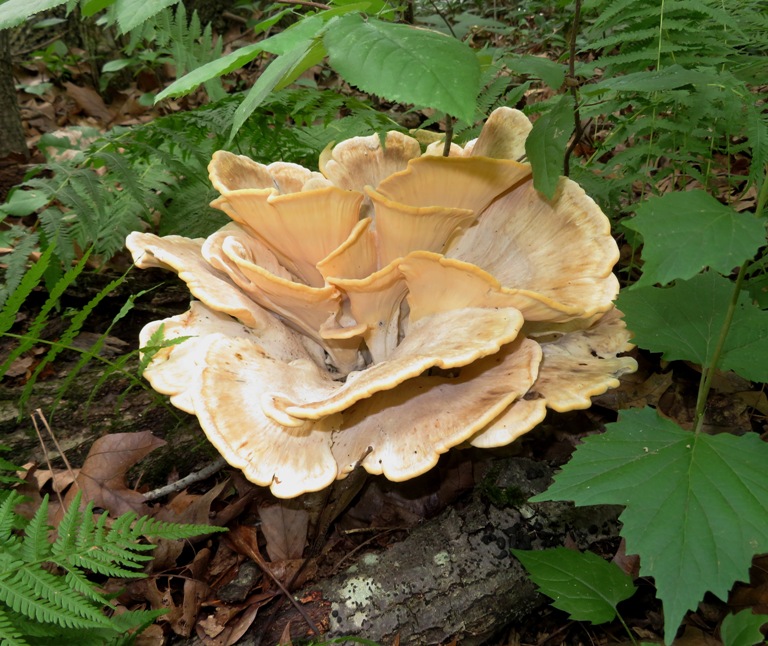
top-left (126, 108), bottom-right (636, 498)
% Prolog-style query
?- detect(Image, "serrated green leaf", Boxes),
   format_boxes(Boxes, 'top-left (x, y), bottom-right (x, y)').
top-left (525, 94), bottom-right (574, 199)
top-left (618, 272), bottom-right (768, 382)
top-left (506, 54), bottom-right (566, 90)
top-left (0, 0), bottom-right (67, 30)
top-left (533, 407), bottom-right (768, 642)
top-left (512, 548), bottom-right (636, 624)
top-left (625, 191), bottom-right (765, 287)
top-left (324, 14), bottom-right (480, 123)
top-left (721, 610), bottom-right (768, 646)
top-left (114, 0), bottom-right (179, 33)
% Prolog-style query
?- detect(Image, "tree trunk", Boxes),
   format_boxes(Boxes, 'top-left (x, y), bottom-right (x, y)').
top-left (0, 29), bottom-right (27, 159)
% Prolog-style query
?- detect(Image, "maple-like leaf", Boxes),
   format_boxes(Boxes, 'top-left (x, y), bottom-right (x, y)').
top-left (64, 431), bottom-right (166, 516)
top-left (617, 272), bottom-right (768, 382)
top-left (625, 190), bottom-right (765, 288)
top-left (532, 407), bottom-right (768, 642)
top-left (512, 547), bottom-right (636, 624)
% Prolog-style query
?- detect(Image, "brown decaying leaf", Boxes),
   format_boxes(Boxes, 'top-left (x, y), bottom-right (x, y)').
top-left (258, 502), bottom-right (310, 561)
top-left (63, 431), bottom-right (166, 516)
top-left (151, 479), bottom-right (229, 570)
top-left (63, 82), bottom-right (114, 123)
top-left (278, 621), bottom-right (293, 646)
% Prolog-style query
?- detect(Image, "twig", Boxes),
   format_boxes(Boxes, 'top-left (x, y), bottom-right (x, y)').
top-left (31, 409), bottom-right (77, 509)
top-left (563, 0), bottom-right (583, 177)
top-left (222, 11), bottom-right (249, 25)
top-left (426, 0), bottom-right (456, 38)
top-left (143, 456), bottom-right (228, 501)
top-left (274, 0), bottom-right (331, 10)
top-left (227, 526), bottom-right (321, 636)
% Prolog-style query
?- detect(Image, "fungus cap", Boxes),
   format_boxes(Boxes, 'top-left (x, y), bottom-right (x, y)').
top-left (127, 107), bottom-right (636, 497)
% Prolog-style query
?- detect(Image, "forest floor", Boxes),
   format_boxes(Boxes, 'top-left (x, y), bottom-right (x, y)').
top-left (2, 5), bottom-right (767, 646)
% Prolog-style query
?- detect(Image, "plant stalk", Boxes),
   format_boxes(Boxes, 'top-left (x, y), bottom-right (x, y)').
top-left (693, 166), bottom-right (768, 434)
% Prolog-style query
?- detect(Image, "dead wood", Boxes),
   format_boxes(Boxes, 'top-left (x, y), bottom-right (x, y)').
top-left (236, 458), bottom-right (621, 646)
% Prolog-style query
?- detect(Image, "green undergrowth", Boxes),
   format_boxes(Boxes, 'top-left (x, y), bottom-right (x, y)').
top-left (0, 448), bottom-right (226, 646)
top-left (0, 0), bottom-right (767, 643)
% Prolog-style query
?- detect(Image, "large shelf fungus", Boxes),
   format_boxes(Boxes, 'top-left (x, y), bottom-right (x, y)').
top-left (126, 107), bottom-right (637, 499)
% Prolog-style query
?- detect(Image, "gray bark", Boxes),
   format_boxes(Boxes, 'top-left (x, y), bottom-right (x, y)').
top-left (239, 458), bottom-right (621, 645)
top-left (0, 29), bottom-right (27, 159)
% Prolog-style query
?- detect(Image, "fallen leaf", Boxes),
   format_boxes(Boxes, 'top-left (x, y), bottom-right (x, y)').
top-left (64, 431), bottom-right (166, 516)
top-left (277, 621), bottom-right (293, 646)
top-left (151, 480), bottom-right (228, 570)
top-left (224, 603), bottom-right (260, 646)
top-left (258, 502), bottom-right (309, 561)
top-left (64, 82), bottom-right (114, 123)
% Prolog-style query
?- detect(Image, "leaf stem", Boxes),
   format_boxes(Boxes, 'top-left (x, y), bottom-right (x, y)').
top-left (693, 261), bottom-right (747, 434)
top-left (693, 166), bottom-right (768, 434)
top-left (615, 609), bottom-right (639, 646)
top-left (442, 116), bottom-right (454, 156)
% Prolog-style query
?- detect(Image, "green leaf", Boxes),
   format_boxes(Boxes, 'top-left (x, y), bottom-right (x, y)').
top-left (533, 407), bottom-right (768, 642)
top-left (625, 191), bottom-right (765, 287)
top-left (617, 272), bottom-right (768, 382)
top-left (81, 0), bottom-right (115, 17)
top-left (229, 40), bottom-right (325, 141)
top-left (324, 14), bottom-right (481, 124)
top-left (101, 58), bottom-right (133, 73)
top-left (1, 189), bottom-right (49, 217)
top-left (156, 42), bottom-right (264, 101)
top-left (114, 0), bottom-right (180, 33)
top-left (512, 548), bottom-right (636, 624)
top-left (260, 14), bottom-right (326, 56)
top-left (721, 610), bottom-right (768, 646)
top-left (0, 0), bottom-right (67, 30)
top-left (525, 94), bottom-right (574, 199)
top-left (506, 54), bottom-right (566, 90)
top-left (720, 609), bottom-right (768, 646)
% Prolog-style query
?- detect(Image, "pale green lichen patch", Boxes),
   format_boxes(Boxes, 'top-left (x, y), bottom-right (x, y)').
top-left (433, 551), bottom-right (451, 567)
top-left (362, 553), bottom-right (380, 566)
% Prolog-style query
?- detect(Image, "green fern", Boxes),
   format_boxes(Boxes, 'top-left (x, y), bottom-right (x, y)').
top-left (0, 487), bottom-right (225, 646)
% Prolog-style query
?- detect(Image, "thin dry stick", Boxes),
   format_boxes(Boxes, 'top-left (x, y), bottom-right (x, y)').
top-left (275, 0), bottom-right (331, 10)
top-left (30, 409), bottom-right (75, 508)
top-left (143, 457), bottom-right (228, 502)
top-left (227, 527), bottom-right (321, 636)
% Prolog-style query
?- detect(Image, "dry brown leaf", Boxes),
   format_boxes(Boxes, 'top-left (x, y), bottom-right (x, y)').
top-left (258, 502), bottom-right (309, 561)
top-left (64, 82), bottom-right (114, 123)
top-left (151, 480), bottom-right (228, 570)
top-left (169, 548), bottom-right (212, 637)
top-left (277, 621), bottom-right (293, 646)
top-left (64, 431), bottom-right (166, 516)
top-left (224, 603), bottom-right (260, 646)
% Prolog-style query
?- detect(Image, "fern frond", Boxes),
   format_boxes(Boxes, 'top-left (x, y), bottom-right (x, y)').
top-left (0, 492), bottom-right (25, 548)
top-left (0, 605), bottom-right (27, 646)
top-left (0, 229), bottom-right (39, 312)
top-left (0, 239), bottom-right (50, 336)
top-left (19, 497), bottom-right (51, 565)
top-left (130, 513), bottom-right (225, 541)
top-left (0, 564), bottom-right (111, 629)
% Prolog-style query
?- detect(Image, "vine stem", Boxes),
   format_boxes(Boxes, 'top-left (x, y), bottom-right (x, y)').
top-left (693, 165), bottom-right (768, 434)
